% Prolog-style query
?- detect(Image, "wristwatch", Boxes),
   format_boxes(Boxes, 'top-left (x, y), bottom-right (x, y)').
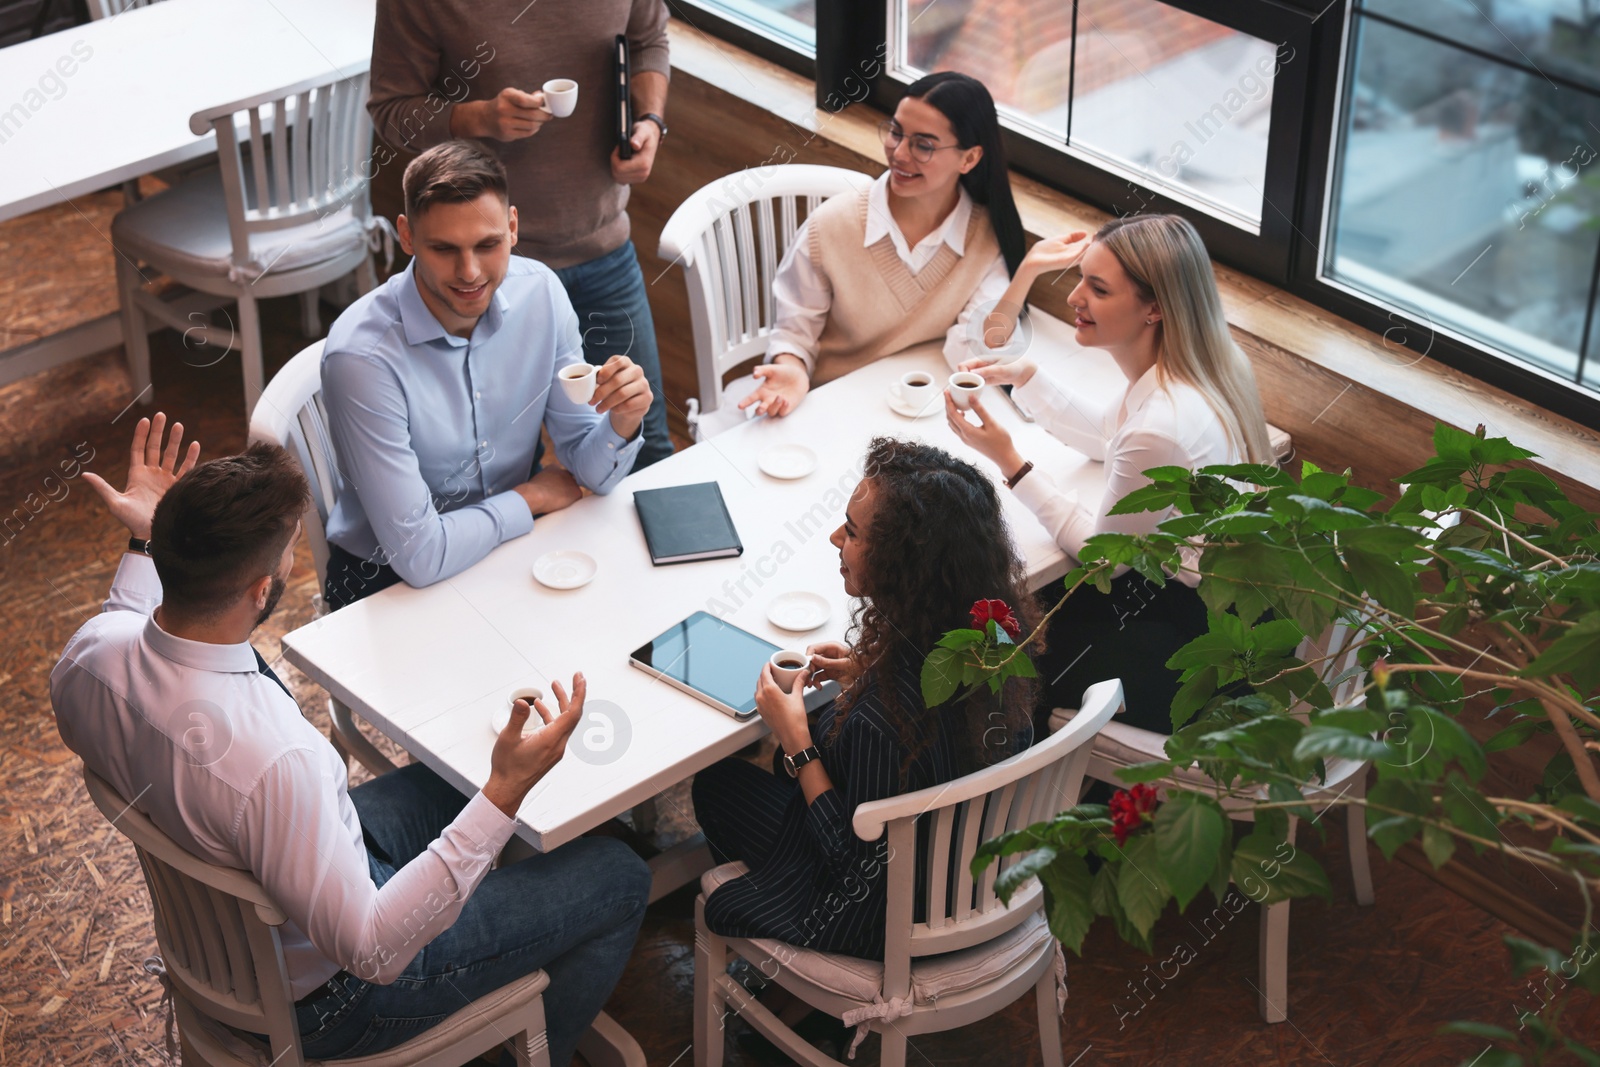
top-left (638, 112), bottom-right (668, 138)
top-left (1004, 460), bottom-right (1035, 490)
top-left (783, 745), bottom-right (821, 778)
top-left (128, 536), bottom-right (153, 556)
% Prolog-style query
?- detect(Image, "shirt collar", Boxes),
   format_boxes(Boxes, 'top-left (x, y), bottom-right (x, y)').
top-left (396, 261), bottom-right (509, 349)
top-left (864, 171), bottom-right (973, 259)
top-left (1123, 364), bottom-right (1164, 415)
top-left (142, 615), bottom-right (260, 676)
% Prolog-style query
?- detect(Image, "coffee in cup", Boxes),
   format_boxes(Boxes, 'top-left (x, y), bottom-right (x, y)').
top-left (769, 650), bottom-right (808, 693)
top-left (493, 685), bottom-right (547, 736)
top-left (541, 78), bottom-right (578, 117)
top-left (558, 362), bottom-right (598, 404)
top-left (947, 371), bottom-right (984, 410)
top-left (894, 370), bottom-right (937, 413)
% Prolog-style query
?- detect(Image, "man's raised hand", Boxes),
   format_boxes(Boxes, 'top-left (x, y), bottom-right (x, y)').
top-left (81, 413), bottom-right (201, 541)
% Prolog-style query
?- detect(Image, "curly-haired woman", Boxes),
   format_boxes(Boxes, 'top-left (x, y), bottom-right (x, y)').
top-left (945, 213), bottom-right (1273, 736)
top-left (691, 436), bottom-right (1037, 959)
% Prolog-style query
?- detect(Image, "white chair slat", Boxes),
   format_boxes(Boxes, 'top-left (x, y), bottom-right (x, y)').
top-left (924, 804), bottom-right (956, 929)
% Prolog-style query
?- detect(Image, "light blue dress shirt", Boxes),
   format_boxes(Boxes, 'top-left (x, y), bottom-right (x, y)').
top-left (322, 256), bottom-right (644, 586)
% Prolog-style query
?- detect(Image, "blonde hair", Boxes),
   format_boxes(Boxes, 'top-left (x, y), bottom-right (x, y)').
top-left (1094, 215), bottom-right (1273, 465)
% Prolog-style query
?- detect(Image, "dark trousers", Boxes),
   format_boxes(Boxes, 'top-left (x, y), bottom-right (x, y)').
top-left (1033, 571), bottom-right (1210, 737)
top-left (323, 541), bottom-right (403, 611)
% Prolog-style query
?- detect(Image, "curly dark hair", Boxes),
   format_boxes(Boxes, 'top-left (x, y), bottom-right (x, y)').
top-left (830, 437), bottom-right (1040, 772)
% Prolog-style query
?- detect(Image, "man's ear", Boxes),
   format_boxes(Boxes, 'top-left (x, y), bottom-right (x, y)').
top-left (397, 213), bottom-right (415, 257)
top-left (248, 572), bottom-right (274, 611)
top-left (507, 204), bottom-right (518, 248)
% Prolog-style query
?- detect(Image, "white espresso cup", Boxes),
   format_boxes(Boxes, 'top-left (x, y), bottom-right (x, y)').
top-left (492, 685), bottom-right (547, 735)
top-left (947, 371), bottom-right (985, 410)
top-left (558, 362), bottom-right (598, 404)
top-left (893, 370), bottom-right (937, 412)
top-left (541, 78), bottom-right (578, 117)
top-left (769, 649), bottom-right (808, 694)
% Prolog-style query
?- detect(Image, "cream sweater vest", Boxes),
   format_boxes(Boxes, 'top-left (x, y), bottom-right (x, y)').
top-left (806, 189), bottom-right (1001, 385)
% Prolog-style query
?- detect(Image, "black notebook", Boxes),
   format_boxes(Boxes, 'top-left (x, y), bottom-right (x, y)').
top-left (632, 482), bottom-right (744, 565)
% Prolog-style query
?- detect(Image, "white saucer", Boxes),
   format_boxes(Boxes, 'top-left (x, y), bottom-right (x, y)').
top-left (532, 550), bottom-right (597, 590)
top-left (758, 443), bottom-right (819, 480)
top-left (491, 686), bottom-right (546, 736)
top-left (767, 590), bottom-right (831, 632)
top-left (886, 387), bottom-right (941, 419)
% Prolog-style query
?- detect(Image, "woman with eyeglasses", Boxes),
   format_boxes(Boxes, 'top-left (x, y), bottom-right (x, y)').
top-left (738, 71), bottom-right (1027, 417)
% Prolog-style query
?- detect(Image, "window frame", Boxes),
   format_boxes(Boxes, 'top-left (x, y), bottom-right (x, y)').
top-left (667, 0), bottom-right (816, 79)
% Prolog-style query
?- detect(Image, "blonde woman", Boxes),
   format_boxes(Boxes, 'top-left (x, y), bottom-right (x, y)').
top-left (945, 214), bottom-right (1271, 734)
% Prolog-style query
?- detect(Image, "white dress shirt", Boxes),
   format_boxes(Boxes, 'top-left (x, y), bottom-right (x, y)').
top-left (765, 172), bottom-right (1012, 373)
top-left (50, 554), bottom-right (516, 997)
top-left (1009, 365), bottom-right (1241, 586)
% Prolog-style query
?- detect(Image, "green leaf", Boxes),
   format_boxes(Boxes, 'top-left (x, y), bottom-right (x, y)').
top-left (1107, 482), bottom-right (1184, 516)
top-left (1293, 727), bottom-right (1390, 764)
top-left (1342, 546), bottom-right (1417, 617)
top-left (1438, 1021), bottom-right (1520, 1042)
top-left (1114, 833), bottom-right (1170, 937)
top-left (993, 845), bottom-right (1056, 904)
top-left (1421, 823), bottom-right (1457, 868)
top-left (935, 628), bottom-right (985, 651)
top-left (1557, 794), bottom-right (1600, 828)
top-left (1524, 614), bottom-right (1600, 693)
top-left (1366, 778), bottom-right (1430, 858)
top-left (1411, 706), bottom-right (1488, 781)
top-left (1440, 778), bottom-right (1502, 852)
top-left (1230, 831), bottom-right (1332, 905)
top-left (921, 647), bottom-right (962, 708)
top-left (1504, 936), bottom-right (1569, 977)
top-left (1169, 665), bottom-right (1219, 729)
top-left (1484, 718), bottom-right (1547, 752)
top-left (1035, 852), bottom-right (1096, 955)
top-left (1154, 792), bottom-right (1228, 911)
top-left (1451, 1052), bottom-right (1521, 1067)
top-left (1113, 760), bottom-right (1177, 784)
top-left (1267, 780), bottom-right (1314, 822)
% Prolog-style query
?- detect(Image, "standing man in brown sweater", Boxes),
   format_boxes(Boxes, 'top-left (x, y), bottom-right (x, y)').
top-left (369, 0), bottom-right (674, 468)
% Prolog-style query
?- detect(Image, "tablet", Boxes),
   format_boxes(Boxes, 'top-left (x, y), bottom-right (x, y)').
top-left (629, 611), bottom-right (838, 720)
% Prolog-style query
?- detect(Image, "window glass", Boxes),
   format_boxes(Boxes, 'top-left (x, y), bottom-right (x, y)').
top-left (695, 0), bottom-right (815, 52)
top-left (1326, 15), bottom-right (1600, 384)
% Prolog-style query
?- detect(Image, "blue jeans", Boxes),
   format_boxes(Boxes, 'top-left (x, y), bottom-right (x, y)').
top-left (294, 765), bottom-right (650, 1065)
top-left (550, 240), bottom-right (673, 469)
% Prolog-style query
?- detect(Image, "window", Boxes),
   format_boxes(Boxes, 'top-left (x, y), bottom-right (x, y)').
top-left (1323, 1), bottom-right (1600, 393)
top-left (896, 0), bottom-right (1284, 230)
top-left (685, 0), bottom-right (815, 55)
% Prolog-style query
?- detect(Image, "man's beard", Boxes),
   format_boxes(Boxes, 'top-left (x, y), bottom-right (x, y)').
top-left (256, 575), bottom-right (287, 627)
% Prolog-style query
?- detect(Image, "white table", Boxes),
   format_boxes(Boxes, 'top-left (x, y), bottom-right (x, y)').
top-left (281, 341), bottom-right (1121, 858)
top-left (0, 0), bottom-right (375, 384)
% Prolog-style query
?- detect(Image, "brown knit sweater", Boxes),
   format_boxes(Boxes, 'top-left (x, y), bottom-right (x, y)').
top-left (368, 0), bottom-right (670, 268)
top-left (805, 189), bottom-right (1000, 385)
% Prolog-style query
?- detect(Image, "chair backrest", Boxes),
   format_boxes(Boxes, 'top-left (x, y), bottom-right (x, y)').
top-left (85, 0), bottom-right (160, 17)
top-left (248, 340), bottom-right (338, 586)
top-left (657, 164), bottom-right (875, 413)
top-left (851, 679), bottom-right (1123, 994)
top-left (191, 68), bottom-right (374, 273)
top-left (82, 766), bottom-right (304, 1063)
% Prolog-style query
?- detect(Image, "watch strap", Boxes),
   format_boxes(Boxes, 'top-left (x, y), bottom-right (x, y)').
top-left (783, 745), bottom-right (821, 777)
top-left (1004, 460), bottom-right (1035, 490)
top-left (128, 536), bottom-right (153, 556)
top-left (639, 112), bottom-right (668, 137)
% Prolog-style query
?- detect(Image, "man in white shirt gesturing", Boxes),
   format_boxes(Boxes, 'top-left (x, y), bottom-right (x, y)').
top-left (51, 414), bottom-right (649, 1064)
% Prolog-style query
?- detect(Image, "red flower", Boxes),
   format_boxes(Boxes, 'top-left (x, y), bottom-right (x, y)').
top-left (970, 598), bottom-right (1022, 640)
top-left (1109, 784), bottom-right (1160, 846)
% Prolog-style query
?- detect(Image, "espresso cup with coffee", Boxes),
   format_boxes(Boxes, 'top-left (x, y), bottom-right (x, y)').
top-left (769, 649), bottom-right (809, 694)
top-left (541, 78), bottom-right (578, 118)
top-left (893, 370), bottom-right (937, 412)
top-left (947, 371), bottom-right (985, 410)
top-left (558, 362), bottom-right (598, 404)
top-left (493, 685), bottom-right (547, 735)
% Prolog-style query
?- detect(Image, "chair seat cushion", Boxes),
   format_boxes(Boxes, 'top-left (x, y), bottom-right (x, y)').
top-left (701, 862), bottom-right (1053, 1010)
top-left (690, 374), bottom-right (761, 441)
top-left (112, 165), bottom-right (366, 283)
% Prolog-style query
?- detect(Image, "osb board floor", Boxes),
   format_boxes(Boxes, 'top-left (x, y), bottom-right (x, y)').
top-left (2, 188), bottom-right (1597, 1067)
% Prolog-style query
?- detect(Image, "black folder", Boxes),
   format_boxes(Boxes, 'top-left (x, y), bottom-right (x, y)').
top-left (632, 482), bottom-right (743, 565)
top-left (614, 33), bottom-right (634, 160)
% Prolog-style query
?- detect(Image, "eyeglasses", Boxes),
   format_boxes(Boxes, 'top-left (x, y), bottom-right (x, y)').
top-left (878, 120), bottom-right (963, 164)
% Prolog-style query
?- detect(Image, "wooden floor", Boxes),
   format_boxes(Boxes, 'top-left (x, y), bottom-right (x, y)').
top-left (2, 188), bottom-right (1596, 1067)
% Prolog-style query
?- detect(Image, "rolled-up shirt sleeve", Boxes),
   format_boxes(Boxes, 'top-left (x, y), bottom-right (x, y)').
top-left (322, 350), bottom-right (533, 586)
top-left (542, 294), bottom-right (644, 493)
top-left (628, 0), bottom-right (671, 78)
top-left (236, 748), bottom-right (515, 984)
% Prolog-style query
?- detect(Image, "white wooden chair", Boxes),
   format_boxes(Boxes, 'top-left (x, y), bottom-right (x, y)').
top-left (82, 766), bottom-right (552, 1067)
top-left (1049, 619), bottom-right (1375, 1023)
top-left (113, 68), bottom-right (386, 415)
top-left (694, 679), bottom-right (1125, 1067)
top-left (657, 164), bottom-right (874, 441)
top-left (85, 0), bottom-right (162, 17)
top-left (248, 340), bottom-right (398, 779)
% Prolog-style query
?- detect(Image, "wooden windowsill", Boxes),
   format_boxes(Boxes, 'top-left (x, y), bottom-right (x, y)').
top-left (667, 20), bottom-right (1600, 492)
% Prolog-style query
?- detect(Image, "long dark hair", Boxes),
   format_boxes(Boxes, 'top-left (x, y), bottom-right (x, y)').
top-left (832, 437), bottom-right (1039, 773)
top-left (903, 72), bottom-right (1025, 279)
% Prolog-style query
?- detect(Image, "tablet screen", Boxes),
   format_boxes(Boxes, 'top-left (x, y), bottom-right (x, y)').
top-left (631, 611), bottom-right (779, 716)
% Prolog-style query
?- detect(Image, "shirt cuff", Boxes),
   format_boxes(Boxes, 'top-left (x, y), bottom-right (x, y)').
top-left (1009, 368), bottom-right (1050, 420)
top-left (766, 342), bottom-right (815, 377)
top-left (1010, 463), bottom-right (1074, 517)
top-left (484, 490), bottom-right (535, 542)
top-left (109, 551), bottom-right (163, 610)
top-left (456, 789), bottom-right (518, 852)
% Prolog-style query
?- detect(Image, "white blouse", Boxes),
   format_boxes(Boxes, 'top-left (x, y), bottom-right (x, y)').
top-left (1010, 364), bottom-right (1241, 586)
top-left (764, 171), bottom-right (1014, 373)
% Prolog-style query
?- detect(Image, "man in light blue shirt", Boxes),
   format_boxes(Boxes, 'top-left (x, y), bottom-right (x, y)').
top-left (322, 141), bottom-right (654, 607)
